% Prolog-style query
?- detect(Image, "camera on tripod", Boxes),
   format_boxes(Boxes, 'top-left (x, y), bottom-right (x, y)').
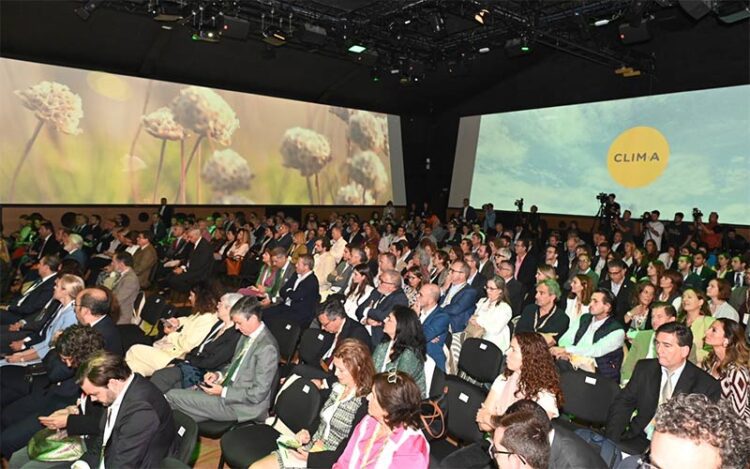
top-left (596, 192), bottom-right (609, 204)
top-left (692, 207), bottom-right (703, 221)
top-left (514, 198), bottom-right (524, 212)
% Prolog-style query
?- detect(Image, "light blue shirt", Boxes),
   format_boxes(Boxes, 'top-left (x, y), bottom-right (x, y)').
top-left (31, 301), bottom-right (77, 358)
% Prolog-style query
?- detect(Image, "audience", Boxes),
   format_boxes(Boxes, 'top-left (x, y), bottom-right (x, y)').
top-left (680, 288), bottom-right (716, 363)
top-left (701, 318), bottom-right (750, 419)
top-left (515, 279), bottom-right (569, 346)
top-left (489, 410), bottom-right (550, 469)
top-left (621, 302), bottom-right (677, 385)
top-left (415, 283), bottom-right (450, 370)
top-left (372, 305), bottom-right (427, 396)
top-left (110, 251), bottom-right (141, 324)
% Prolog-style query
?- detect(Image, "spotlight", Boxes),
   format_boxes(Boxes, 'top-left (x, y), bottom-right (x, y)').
top-left (192, 30), bottom-right (220, 43)
top-left (74, 0), bottom-right (105, 20)
top-left (478, 46), bottom-right (490, 53)
top-left (474, 8), bottom-right (490, 24)
top-left (263, 27), bottom-right (287, 46)
top-left (432, 12), bottom-right (446, 33)
top-left (348, 44), bottom-right (367, 53)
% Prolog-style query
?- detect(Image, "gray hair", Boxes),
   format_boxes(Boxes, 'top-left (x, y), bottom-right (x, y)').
top-left (382, 269), bottom-right (402, 288)
top-left (221, 293), bottom-right (243, 310)
top-left (229, 296), bottom-right (263, 320)
top-left (68, 233), bottom-right (84, 248)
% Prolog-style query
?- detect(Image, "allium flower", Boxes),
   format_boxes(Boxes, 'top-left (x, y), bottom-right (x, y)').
top-left (170, 86), bottom-right (239, 146)
top-left (279, 127), bottom-right (333, 177)
top-left (335, 182), bottom-right (374, 205)
top-left (201, 149), bottom-right (253, 193)
top-left (142, 107), bottom-right (186, 141)
top-left (211, 194), bottom-right (255, 205)
top-left (348, 111), bottom-right (386, 153)
top-left (15, 81), bottom-right (83, 135)
top-left (121, 154), bottom-right (147, 172)
top-left (349, 150), bottom-right (389, 195)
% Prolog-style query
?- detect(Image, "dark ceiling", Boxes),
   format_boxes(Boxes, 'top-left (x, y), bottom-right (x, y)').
top-left (1, 0), bottom-right (748, 117)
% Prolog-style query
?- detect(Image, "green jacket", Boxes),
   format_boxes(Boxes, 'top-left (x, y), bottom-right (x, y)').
top-left (373, 342), bottom-right (426, 397)
top-left (621, 330), bottom-right (655, 385)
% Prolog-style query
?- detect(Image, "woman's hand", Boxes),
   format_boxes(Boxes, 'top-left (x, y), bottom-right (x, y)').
top-left (296, 429), bottom-right (311, 445)
top-left (39, 409), bottom-right (71, 430)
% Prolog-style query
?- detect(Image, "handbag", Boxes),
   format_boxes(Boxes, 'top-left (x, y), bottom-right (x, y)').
top-left (464, 320), bottom-right (486, 339)
top-left (27, 428), bottom-right (85, 462)
top-left (420, 393), bottom-right (447, 440)
top-left (226, 257), bottom-right (242, 276)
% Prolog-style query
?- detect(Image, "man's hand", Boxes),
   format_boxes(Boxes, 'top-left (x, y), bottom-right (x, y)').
top-left (8, 321), bottom-right (23, 332)
top-left (6, 353), bottom-right (26, 363)
top-left (365, 318), bottom-right (382, 327)
top-left (172, 267), bottom-right (183, 275)
top-left (199, 381), bottom-right (223, 396)
top-left (10, 340), bottom-right (26, 351)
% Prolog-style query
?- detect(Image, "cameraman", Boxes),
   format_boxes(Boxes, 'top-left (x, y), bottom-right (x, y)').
top-left (666, 212), bottom-right (691, 249)
top-left (694, 211), bottom-right (722, 252)
top-left (641, 210), bottom-right (665, 251)
top-left (614, 210), bottom-right (635, 243)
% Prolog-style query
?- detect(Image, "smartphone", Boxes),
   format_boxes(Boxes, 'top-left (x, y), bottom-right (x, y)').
top-left (198, 380), bottom-right (211, 387)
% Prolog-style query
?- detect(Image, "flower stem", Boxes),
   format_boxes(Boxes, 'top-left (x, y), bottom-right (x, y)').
top-left (305, 176), bottom-right (314, 205)
top-left (314, 173), bottom-right (321, 204)
top-left (8, 119), bottom-right (44, 203)
top-left (176, 135), bottom-right (203, 202)
top-left (152, 139), bottom-right (167, 204)
top-left (196, 143), bottom-right (202, 203)
top-left (362, 186), bottom-right (367, 205)
top-left (179, 140), bottom-right (186, 204)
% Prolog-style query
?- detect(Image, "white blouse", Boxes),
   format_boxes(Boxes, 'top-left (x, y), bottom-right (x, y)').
top-left (472, 298), bottom-right (512, 353)
top-left (344, 285), bottom-right (374, 321)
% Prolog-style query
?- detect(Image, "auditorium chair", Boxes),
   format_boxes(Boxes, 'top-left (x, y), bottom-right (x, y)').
top-left (172, 409), bottom-right (199, 465)
top-left (279, 327), bottom-right (333, 378)
top-left (558, 368), bottom-right (621, 429)
top-left (457, 338), bottom-right (504, 388)
top-left (117, 293), bottom-right (172, 352)
top-left (219, 377), bottom-right (323, 468)
top-left (266, 318), bottom-right (302, 364)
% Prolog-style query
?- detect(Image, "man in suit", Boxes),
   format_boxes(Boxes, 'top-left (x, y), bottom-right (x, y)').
top-left (417, 283), bottom-right (451, 370)
top-left (166, 297), bottom-right (280, 423)
top-left (20, 221), bottom-right (61, 277)
top-left (691, 251), bottom-right (716, 290)
top-left (440, 260), bottom-right (478, 333)
top-left (1, 255), bottom-right (59, 325)
top-left (599, 259), bottom-right (633, 326)
top-left (356, 269), bottom-right (409, 346)
top-left (541, 244), bottom-right (569, 284)
top-left (464, 252), bottom-right (487, 297)
top-left (461, 198), bottom-right (477, 224)
top-left (75, 287), bottom-right (124, 355)
top-left (346, 219), bottom-right (365, 246)
top-left (677, 255), bottom-right (703, 292)
top-left (513, 238), bottom-right (537, 304)
top-left (497, 260), bottom-right (524, 318)
top-left (133, 230), bottom-right (158, 289)
top-left (74, 351), bottom-right (177, 468)
top-left (150, 212), bottom-right (168, 242)
top-left (293, 298), bottom-right (371, 384)
top-left (166, 228), bottom-right (213, 293)
top-left (111, 252), bottom-right (141, 325)
top-left (591, 242), bottom-right (611, 281)
top-left (272, 222), bottom-right (293, 251)
top-left (620, 302), bottom-right (677, 385)
top-left (313, 237), bottom-right (337, 296)
top-left (325, 245), bottom-right (357, 295)
top-left (63, 233), bottom-right (88, 272)
top-left (605, 322), bottom-right (721, 455)
top-left (0, 298), bottom-right (60, 354)
top-left (260, 247), bottom-right (294, 305)
top-left (265, 254), bottom-right (320, 327)
top-left (477, 244), bottom-right (495, 283)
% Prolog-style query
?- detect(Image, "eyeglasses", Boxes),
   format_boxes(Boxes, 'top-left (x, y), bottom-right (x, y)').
top-left (608, 270), bottom-right (623, 275)
top-left (450, 269), bottom-right (464, 274)
top-left (488, 443), bottom-right (527, 465)
top-left (485, 285), bottom-right (499, 290)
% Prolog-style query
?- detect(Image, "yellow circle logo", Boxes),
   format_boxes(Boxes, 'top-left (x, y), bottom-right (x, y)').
top-left (607, 126), bottom-right (669, 188)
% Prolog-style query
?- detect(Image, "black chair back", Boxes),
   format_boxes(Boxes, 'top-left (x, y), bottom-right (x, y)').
top-left (274, 377), bottom-right (322, 433)
top-left (560, 369), bottom-right (620, 425)
top-left (172, 409), bottom-right (198, 464)
top-left (458, 338), bottom-right (504, 383)
top-left (141, 294), bottom-right (172, 327)
top-left (297, 328), bottom-right (334, 365)
top-left (443, 375), bottom-right (487, 445)
top-left (267, 319), bottom-right (302, 363)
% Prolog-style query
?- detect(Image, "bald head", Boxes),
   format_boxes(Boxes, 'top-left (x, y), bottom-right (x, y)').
top-left (75, 287), bottom-right (111, 325)
top-left (419, 283), bottom-right (440, 309)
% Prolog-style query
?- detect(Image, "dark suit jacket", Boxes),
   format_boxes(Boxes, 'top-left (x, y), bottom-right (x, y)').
top-left (469, 272), bottom-right (487, 299)
top-left (20, 299), bottom-right (61, 333)
top-left (273, 233), bottom-right (293, 251)
top-left (550, 421), bottom-right (608, 469)
top-left (6, 273), bottom-right (57, 318)
top-left (440, 284), bottom-right (479, 333)
top-left (182, 323), bottom-right (241, 371)
top-left (505, 277), bottom-right (524, 317)
top-left (94, 314), bottom-right (124, 356)
top-left (356, 288), bottom-right (409, 346)
top-left (605, 358), bottom-right (721, 444)
top-left (275, 272), bottom-right (320, 326)
top-left (183, 239), bottom-right (213, 283)
top-left (33, 235), bottom-right (61, 261)
top-left (64, 249), bottom-right (88, 271)
top-left (515, 304), bottom-right (570, 341)
top-left (599, 278), bottom-right (634, 327)
top-left (337, 318), bottom-right (372, 351)
top-left (83, 374), bottom-right (177, 468)
top-left (422, 306), bottom-right (451, 370)
top-left (461, 206), bottom-right (477, 223)
top-left (514, 253), bottom-right (538, 300)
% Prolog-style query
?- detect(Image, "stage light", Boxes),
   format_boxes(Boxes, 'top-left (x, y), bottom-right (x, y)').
top-left (474, 8), bottom-right (490, 24)
top-left (478, 46), bottom-right (490, 53)
top-left (348, 44), bottom-right (367, 53)
top-left (192, 30), bottom-right (220, 43)
top-left (504, 37), bottom-right (532, 57)
top-left (263, 27), bottom-right (287, 46)
top-left (432, 12), bottom-right (446, 33)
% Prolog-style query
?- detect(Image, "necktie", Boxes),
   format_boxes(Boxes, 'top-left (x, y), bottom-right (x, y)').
top-left (660, 370), bottom-right (674, 405)
top-left (100, 407), bottom-right (114, 468)
top-left (222, 336), bottom-right (254, 385)
top-left (39, 303), bottom-right (64, 338)
top-left (736, 272), bottom-right (743, 287)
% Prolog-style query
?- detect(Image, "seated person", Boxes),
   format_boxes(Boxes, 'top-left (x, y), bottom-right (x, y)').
top-left (150, 293), bottom-right (243, 393)
top-left (0, 254), bottom-right (59, 325)
top-left (355, 269), bottom-right (409, 346)
top-left (73, 351), bottom-right (177, 468)
top-left (620, 302), bottom-right (677, 385)
top-left (165, 228), bottom-right (213, 293)
top-left (439, 260), bottom-right (478, 333)
top-left (1, 325), bottom-right (105, 462)
top-left (133, 230), bottom-right (158, 289)
top-left (605, 322), bottom-right (721, 455)
top-left (249, 339), bottom-right (374, 469)
top-left (515, 279), bottom-right (570, 346)
top-left (476, 333), bottom-right (562, 432)
top-left (126, 282), bottom-right (218, 377)
top-left (646, 393), bottom-right (750, 469)
top-left (489, 410), bottom-right (551, 469)
top-left (415, 283), bottom-right (450, 371)
top-left (372, 306), bottom-right (427, 397)
top-left (552, 288), bottom-right (625, 381)
top-left (264, 255), bottom-right (320, 327)
top-left (239, 248), bottom-right (277, 297)
top-left (109, 251), bottom-right (141, 325)
top-left (259, 247), bottom-right (295, 304)
top-left (332, 371), bottom-right (429, 469)
top-left (62, 234), bottom-right (88, 273)
top-left (166, 296), bottom-right (280, 423)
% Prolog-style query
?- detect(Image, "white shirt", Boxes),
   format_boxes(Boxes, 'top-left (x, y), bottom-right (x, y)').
top-left (643, 220), bottom-right (665, 250)
top-left (419, 305), bottom-right (438, 324)
top-left (610, 280), bottom-right (623, 298)
top-left (330, 237), bottom-right (347, 264)
top-left (660, 362), bottom-right (686, 400)
top-left (292, 271), bottom-right (313, 291)
top-left (561, 315), bottom-right (625, 358)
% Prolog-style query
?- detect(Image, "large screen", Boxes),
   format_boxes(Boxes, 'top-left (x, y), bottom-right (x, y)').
top-left (451, 85), bottom-right (750, 225)
top-left (0, 58), bottom-right (405, 206)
